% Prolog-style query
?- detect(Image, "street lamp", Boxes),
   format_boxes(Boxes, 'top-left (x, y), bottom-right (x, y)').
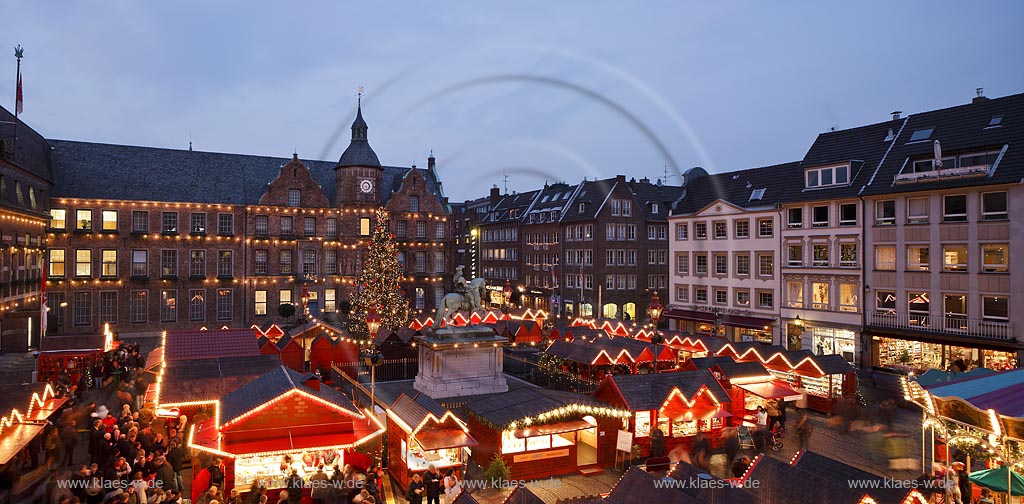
top-left (648, 291), bottom-right (665, 374)
top-left (712, 311), bottom-right (723, 338)
top-left (503, 280), bottom-right (512, 310)
top-left (364, 307), bottom-right (383, 410)
top-left (366, 306), bottom-right (382, 341)
top-left (789, 315), bottom-right (804, 350)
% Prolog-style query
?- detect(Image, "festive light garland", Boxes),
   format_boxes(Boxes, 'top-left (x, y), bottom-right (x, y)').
top-left (346, 208), bottom-right (410, 339)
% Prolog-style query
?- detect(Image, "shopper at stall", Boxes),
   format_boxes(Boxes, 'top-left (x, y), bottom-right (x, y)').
top-left (795, 413), bottom-right (812, 451)
top-left (765, 400), bottom-right (780, 433)
top-left (285, 470), bottom-right (303, 504)
top-left (309, 466), bottom-right (330, 504)
top-left (405, 473), bottom-right (425, 504)
top-left (755, 406), bottom-right (768, 432)
top-left (424, 465), bottom-right (441, 504)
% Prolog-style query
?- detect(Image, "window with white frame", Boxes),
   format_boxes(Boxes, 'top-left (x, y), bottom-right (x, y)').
top-left (695, 287), bottom-right (708, 303)
top-left (325, 250), bottom-right (338, 274)
top-left (983, 296), bottom-right (1008, 322)
top-left (218, 250), bottom-right (233, 277)
top-left (876, 290), bottom-right (896, 312)
top-left (908, 292), bottom-right (930, 322)
top-left (326, 218), bottom-right (338, 238)
top-left (304, 217), bottom-right (316, 237)
top-left (280, 250), bottom-right (293, 274)
top-left (100, 292), bottom-right (117, 323)
top-left (787, 281), bottom-right (803, 308)
top-left (162, 212), bottom-right (178, 233)
top-left (757, 291), bottom-right (774, 309)
top-left (839, 203), bottom-right (857, 226)
top-left (695, 253), bottom-right (708, 275)
top-left (101, 210), bottom-right (118, 232)
top-left (839, 283), bottom-right (858, 313)
top-left (254, 215), bottom-right (269, 236)
top-left (189, 250), bottom-right (205, 277)
top-left (74, 292), bottom-right (91, 326)
top-left (676, 285), bottom-right (688, 302)
top-left (676, 253), bottom-right (688, 275)
top-left (906, 198), bottom-right (929, 224)
top-left (218, 214), bottom-right (234, 235)
top-left (713, 221), bottom-right (727, 239)
top-left (48, 249), bottom-right (65, 277)
top-left (416, 221), bottom-right (426, 238)
top-left (805, 164), bottom-right (849, 188)
top-left (216, 289), bottom-right (233, 320)
top-left (788, 208), bottom-right (803, 228)
top-left (76, 249), bottom-right (92, 277)
top-left (50, 209), bottom-right (66, 230)
top-left (280, 289), bottom-right (292, 306)
top-left (714, 288), bottom-right (728, 305)
top-left (132, 211), bottom-right (148, 233)
top-left (943, 195), bottom-right (967, 222)
top-left (876, 200), bottom-right (895, 225)
top-left (254, 290), bottom-right (267, 316)
top-left (131, 291), bottom-right (148, 323)
top-left (76, 209), bottom-right (93, 231)
top-left (808, 281), bottom-right (828, 310)
top-left (840, 243), bottom-right (857, 268)
top-left (758, 254), bottom-right (773, 276)
top-left (302, 250), bottom-right (317, 275)
top-left (254, 250), bottom-right (268, 274)
top-left (288, 189), bottom-right (301, 207)
top-left (714, 254), bottom-right (728, 275)
top-left (190, 213), bottom-right (207, 234)
top-left (736, 253), bottom-right (750, 276)
top-left (280, 216), bottom-right (293, 235)
top-left (812, 206), bottom-right (829, 227)
top-left (675, 223), bottom-right (688, 240)
top-left (132, 250), bottom-right (148, 277)
top-left (758, 218), bottom-right (773, 237)
top-left (160, 290), bottom-right (177, 322)
top-left (189, 290), bottom-right (205, 321)
top-left (735, 220), bottom-right (749, 238)
top-left (907, 246), bottom-right (929, 271)
top-left (982, 244), bottom-right (1008, 273)
top-left (101, 250), bottom-right (117, 277)
top-left (694, 222), bottom-right (707, 239)
top-left (161, 250), bottom-right (177, 277)
top-left (875, 246), bottom-right (896, 271)
top-left (942, 245), bottom-right (968, 272)
top-left (736, 289), bottom-right (750, 306)
top-left (787, 244), bottom-right (802, 267)
top-left (812, 244), bottom-right (829, 267)
top-left (982, 192), bottom-right (1008, 221)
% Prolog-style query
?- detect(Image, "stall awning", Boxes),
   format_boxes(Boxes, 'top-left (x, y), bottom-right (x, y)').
top-left (0, 423), bottom-right (46, 464)
top-left (224, 420), bottom-right (384, 455)
top-left (414, 429), bottom-right (479, 451)
top-left (514, 420), bottom-right (594, 438)
top-left (721, 314), bottom-right (775, 331)
top-left (26, 397), bottom-right (69, 421)
top-left (663, 309), bottom-right (718, 323)
top-left (737, 381), bottom-right (803, 401)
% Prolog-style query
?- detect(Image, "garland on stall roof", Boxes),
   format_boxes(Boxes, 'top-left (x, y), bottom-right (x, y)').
top-left (469, 403), bottom-right (631, 432)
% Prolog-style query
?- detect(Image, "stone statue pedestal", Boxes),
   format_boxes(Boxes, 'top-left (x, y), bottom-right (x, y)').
top-left (413, 325), bottom-right (509, 399)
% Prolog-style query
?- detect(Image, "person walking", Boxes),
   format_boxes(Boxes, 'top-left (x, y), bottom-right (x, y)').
top-left (308, 466), bottom-right (329, 504)
top-left (723, 427), bottom-right (739, 464)
top-left (44, 425), bottom-right (61, 466)
top-left (61, 420), bottom-right (79, 466)
top-left (284, 470), bottom-right (303, 504)
top-left (765, 400), bottom-right (780, 433)
top-left (405, 473), bottom-right (425, 504)
top-left (795, 413), bottom-right (812, 451)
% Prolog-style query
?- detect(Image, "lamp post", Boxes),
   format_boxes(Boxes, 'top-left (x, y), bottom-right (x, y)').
top-left (364, 307), bottom-right (383, 410)
top-left (648, 291), bottom-right (664, 373)
top-left (712, 311), bottom-right (723, 338)
top-left (790, 315), bottom-right (804, 350)
top-left (300, 287), bottom-right (311, 370)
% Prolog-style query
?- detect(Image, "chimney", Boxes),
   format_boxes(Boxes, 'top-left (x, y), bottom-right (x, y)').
top-left (891, 111), bottom-right (902, 121)
top-left (973, 87), bottom-right (989, 104)
top-left (616, 174), bottom-right (626, 182)
top-left (427, 151), bottom-right (436, 172)
top-left (304, 375), bottom-right (321, 391)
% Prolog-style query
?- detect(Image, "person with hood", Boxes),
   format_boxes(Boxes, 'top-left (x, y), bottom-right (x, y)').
top-left (153, 456), bottom-right (176, 492)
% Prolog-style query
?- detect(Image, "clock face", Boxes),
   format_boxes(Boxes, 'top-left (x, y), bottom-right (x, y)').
top-left (359, 179), bottom-right (373, 194)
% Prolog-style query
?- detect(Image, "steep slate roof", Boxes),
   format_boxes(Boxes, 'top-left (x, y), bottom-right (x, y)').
top-left (49, 141), bottom-right (444, 207)
top-left (502, 487), bottom-right (545, 504)
top-left (159, 354), bottom-right (281, 405)
top-left (687, 356), bottom-right (771, 380)
top-left (603, 466), bottom-right (706, 504)
top-left (559, 177), bottom-right (617, 222)
top-left (745, 454), bottom-right (874, 504)
top-left (465, 385), bottom-right (613, 428)
top-left (523, 182), bottom-right (575, 219)
top-left (0, 104), bottom-right (53, 182)
top-left (220, 366), bottom-right (361, 425)
top-left (627, 178), bottom-right (683, 221)
top-left (607, 370), bottom-right (730, 411)
top-left (862, 92), bottom-right (1024, 195)
top-left (164, 329), bottom-right (260, 362)
top-left (667, 462), bottom-right (759, 503)
top-left (482, 189), bottom-right (540, 225)
top-left (671, 161), bottom-right (803, 215)
top-left (784, 118), bottom-right (904, 203)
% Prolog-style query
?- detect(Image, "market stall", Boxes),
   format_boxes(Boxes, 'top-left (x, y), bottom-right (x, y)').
top-left (188, 366), bottom-right (384, 496)
top-left (759, 351), bottom-right (856, 414)
top-left (385, 393), bottom-right (478, 492)
top-left (593, 370), bottom-right (734, 457)
top-left (35, 332), bottom-right (117, 384)
top-left (0, 384), bottom-right (69, 500)
top-left (463, 386), bottom-right (629, 480)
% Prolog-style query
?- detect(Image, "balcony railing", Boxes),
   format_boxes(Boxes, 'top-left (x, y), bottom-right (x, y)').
top-left (866, 310), bottom-right (1013, 340)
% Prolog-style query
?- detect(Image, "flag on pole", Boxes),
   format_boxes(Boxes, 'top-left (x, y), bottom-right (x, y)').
top-left (40, 254), bottom-right (47, 338)
top-left (15, 72), bottom-right (23, 114)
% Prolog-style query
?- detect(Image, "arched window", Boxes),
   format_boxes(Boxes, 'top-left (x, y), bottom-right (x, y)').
top-left (29, 188), bottom-right (36, 209)
top-left (602, 303), bottom-right (618, 319)
top-left (623, 302), bottom-right (636, 321)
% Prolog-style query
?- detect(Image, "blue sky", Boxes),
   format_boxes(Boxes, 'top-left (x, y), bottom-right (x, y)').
top-left (3, 1), bottom-right (1023, 201)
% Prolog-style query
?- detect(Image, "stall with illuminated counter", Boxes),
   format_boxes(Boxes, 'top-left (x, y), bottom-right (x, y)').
top-left (720, 347), bottom-right (856, 414)
top-left (463, 385), bottom-right (629, 479)
top-left (35, 329), bottom-right (118, 384)
top-left (385, 393), bottom-right (478, 491)
top-left (593, 370), bottom-right (734, 457)
top-left (188, 366), bottom-right (384, 495)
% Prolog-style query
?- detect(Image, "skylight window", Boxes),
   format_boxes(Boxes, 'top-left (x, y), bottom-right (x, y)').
top-left (541, 195), bottom-right (550, 203)
top-left (988, 116), bottom-right (1003, 128)
top-left (908, 128), bottom-right (934, 142)
top-left (749, 188), bottom-right (765, 201)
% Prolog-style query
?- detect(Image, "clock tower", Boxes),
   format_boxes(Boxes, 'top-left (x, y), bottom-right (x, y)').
top-left (335, 101), bottom-right (383, 208)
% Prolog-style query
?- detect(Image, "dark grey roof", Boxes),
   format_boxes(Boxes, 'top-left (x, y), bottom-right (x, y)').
top-left (671, 161), bottom-right (803, 215)
top-left (524, 182), bottom-right (576, 216)
top-left (49, 140), bottom-right (444, 207)
top-left (627, 179), bottom-right (683, 221)
top-left (783, 119), bottom-right (903, 203)
top-left (607, 370), bottom-right (730, 411)
top-left (687, 357), bottom-right (770, 380)
top-left (482, 189), bottom-right (540, 225)
top-left (794, 451), bottom-right (908, 504)
top-left (160, 354), bottom-right (282, 405)
top-left (337, 138), bottom-right (381, 168)
top-left (559, 177), bottom-right (617, 222)
top-left (502, 486), bottom-right (545, 504)
top-left (451, 491), bottom-right (480, 504)
top-left (389, 393), bottom-right (449, 429)
top-left (811, 353), bottom-right (857, 375)
top-left (465, 385), bottom-right (613, 427)
top-left (0, 104), bottom-right (53, 182)
top-left (667, 462), bottom-right (758, 504)
top-left (745, 454), bottom-right (874, 504)
top-left (604, 467), bottom-right (705, 504)
top-left (220, 366), bottom-right (360, 425)
top-left (862, 92), bottom-right (1024, 196)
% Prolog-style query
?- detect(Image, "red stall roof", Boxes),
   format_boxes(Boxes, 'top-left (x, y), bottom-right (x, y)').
top-left (737, 381), bottom-right (802, 400)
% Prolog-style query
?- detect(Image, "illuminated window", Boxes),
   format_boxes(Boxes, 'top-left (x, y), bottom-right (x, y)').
top-left (189, 290), bottom-right (206, 321)
top-left (160, 290), bottom-right (177, 322)
top-left (875, 246), bottom-right (896, 271)
top-left (279, 289), bottom-right (292, 306)
top-left (942, 245), bottom-right (968, 272)
top-left (280, 250), bottom-right (292, 274)
top-left (254, 290), bottom-right (267, 316)
top-left (48, 249), bottom-right (65, 277)
top-left (359, 217), bottom-right (371, 236)
top-left (217, 251), bottom-right (233, 277)
top-left (76, 209), bottom-right (93, 231)
top-left (190, 250), bottom-right (206, 277)
top-left (101, 250), bottom-right (117, 277)
top-left (101, 210), bottom-right (118, 231)
top-left (190, 213), bottom-right (206, 234)
top-left (907, 246), bottom-right (929, 271)
top-left (811, 282), bottom-right (829, 310)
top-left (324, 289), bottom-right (336, 313)
top-left (50, 209), bottom-right (66, 230)
top-left (75, 249), bottom-right (92, 277)
top-left (982, 244), bottom-right (1008, 273)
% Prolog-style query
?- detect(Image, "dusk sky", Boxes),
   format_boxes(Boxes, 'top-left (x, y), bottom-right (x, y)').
top-left (3, 1), bottom-right (1023, 201)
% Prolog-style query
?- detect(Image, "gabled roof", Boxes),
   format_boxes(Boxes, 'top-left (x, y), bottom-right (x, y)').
top-left (604, 466), bottom-right (706, 504)
top-left (862, 92), bottom-right (1024, 196)
top-left (627, 178), bottom-right (683, 221)
top-left (671, 161), bottom-right (803, 215)
top-left (388, 393), bottom-right (449, 430)
top-left (49, 140), bottom-right (444, 207)
top-left (687, 357), bottom-right (771, 380)
top-left (524, 182), bottom-right (576, 216)
top-left (465, 386), bottom-right (614, 428)
top-left (606, 370), bottom-right (729, 411)
top-left (502, 486), bottom-right (545, 504)
top-left (0, 105), bottom-right (53, 183)
top-left (559, 177), bottom-right (618, 222)
top-left (164, 329), bottom-right (260, 362)
top-left (794, 451), bottom-right (909, 504)
top-left (159, 354), bottom-right (281, 405)
top-left (482, 189), bottom-right (540, 225)
top-left (220, 366), bottom-right (361, 426)
top-left (745, 454), bottom-right (874, 504)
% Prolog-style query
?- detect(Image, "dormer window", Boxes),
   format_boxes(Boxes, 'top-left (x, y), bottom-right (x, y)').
top-left (578, 202), bottom-right (586, 213)
top-left (805, 164), bottom-right (849, 189)
top-left (987, 116), bottom-right (1003, 128)
top-left (651, 203), bottom-right (659, 214)
top-left (899, 149), bottom-right (1000, 182)
top-left (749, 188), bottom-right (765, 201)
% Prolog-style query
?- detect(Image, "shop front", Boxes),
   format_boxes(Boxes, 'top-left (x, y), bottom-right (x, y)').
top-left (869, 332), bottom-right (1021, 373)
top-left (463, 387), bottom-right (629, 480)
top-left (757, 351), bottom-right (857, 414)
top-left (385, 393), bottom-right (478, 492)
top-left (806, 326), bottom-right (857, 365)
top-left (188, 366), bottom-right (384, 496)
top-left (485, 285), bottom-right (505, 307)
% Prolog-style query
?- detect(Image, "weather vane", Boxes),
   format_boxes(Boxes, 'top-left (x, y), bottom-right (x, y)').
top-left (14, 45), bottom-right (24, 60)
top-left (357, 86), bottom-right (364, 106)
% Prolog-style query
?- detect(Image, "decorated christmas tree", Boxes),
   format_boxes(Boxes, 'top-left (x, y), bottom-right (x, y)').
top-left (347, 207), bottom-right (410, 339)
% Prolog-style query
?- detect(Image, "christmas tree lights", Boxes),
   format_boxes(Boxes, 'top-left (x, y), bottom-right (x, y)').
top-left (347, 207), bottom-right (410, 339)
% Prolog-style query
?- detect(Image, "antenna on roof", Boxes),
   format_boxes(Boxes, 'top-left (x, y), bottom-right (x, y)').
top-left (502, 174), bottom-right (509, 194)
top-left (188, 133), bottom-right (192, 152)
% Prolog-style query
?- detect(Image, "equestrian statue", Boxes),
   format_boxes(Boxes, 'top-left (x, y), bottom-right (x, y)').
top-left (435, 265), bottom-right (486, 328)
